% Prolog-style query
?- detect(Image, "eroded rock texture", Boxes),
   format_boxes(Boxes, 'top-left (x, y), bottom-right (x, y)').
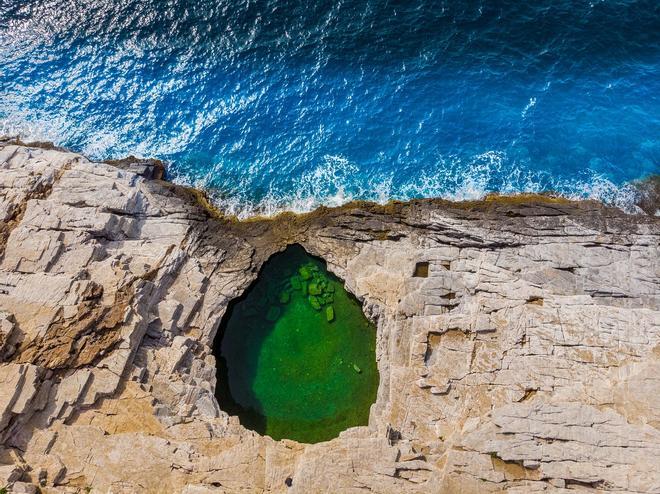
top-left (0, 143), bottom-right (658, 493)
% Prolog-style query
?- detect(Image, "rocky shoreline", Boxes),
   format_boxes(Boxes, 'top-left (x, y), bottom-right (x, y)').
top-left (0, 142), bottom-right (659, 493)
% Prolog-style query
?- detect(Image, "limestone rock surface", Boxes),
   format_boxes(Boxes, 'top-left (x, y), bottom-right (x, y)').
top-left (0, 142), bottom-right (659, 493)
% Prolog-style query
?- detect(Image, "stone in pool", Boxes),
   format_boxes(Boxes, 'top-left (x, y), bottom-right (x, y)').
top-left (214, 244), bottom-right (379, 444)
top-left (308, 295), bottom-right (322, 310)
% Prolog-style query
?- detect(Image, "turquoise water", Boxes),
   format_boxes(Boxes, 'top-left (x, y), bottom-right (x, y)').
top-left (1, 1), bottom-right (659, 216)
top-left (214, 245), bottom-right (378, 443)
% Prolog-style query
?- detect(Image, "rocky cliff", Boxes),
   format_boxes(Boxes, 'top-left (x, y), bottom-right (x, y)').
top-left (0, 142), bottom-right (659, 493)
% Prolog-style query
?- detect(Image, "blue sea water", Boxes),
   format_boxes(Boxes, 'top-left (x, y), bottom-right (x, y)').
top-left (1, 0), bottom-right (659, 217)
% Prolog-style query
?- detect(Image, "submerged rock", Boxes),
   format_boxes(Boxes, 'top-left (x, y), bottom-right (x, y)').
top-left (326, 306), bottom-right (335, 322)
top-left (308, 295), bottom-right (322, 311)
top-left (299, 266), bottom-right (313, 280)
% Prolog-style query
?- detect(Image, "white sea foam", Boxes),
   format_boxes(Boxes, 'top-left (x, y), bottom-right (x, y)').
top-left (170, 149), bottom-right (643, 219)
top-left (521, 97), bottom-right (537, 118)
top-left (562, 173), bottom-right (641, 213)
top-left (0, 116), bottom-right (643, 218)
top-left (0, 114), bottom-right (66, 144)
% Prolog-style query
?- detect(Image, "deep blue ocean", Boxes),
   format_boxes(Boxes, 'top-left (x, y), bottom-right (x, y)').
top-left (1, 1), bottom-right (659, 216)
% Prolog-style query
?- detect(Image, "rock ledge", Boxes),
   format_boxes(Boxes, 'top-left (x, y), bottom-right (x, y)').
top-left (0, 143), bottom-right (659, 493)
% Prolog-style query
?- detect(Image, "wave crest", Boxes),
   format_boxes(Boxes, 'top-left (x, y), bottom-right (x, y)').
top-left (171, 150), bottom-right (644, 219)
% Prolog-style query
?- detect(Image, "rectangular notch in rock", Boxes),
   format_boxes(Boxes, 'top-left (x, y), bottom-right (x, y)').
top-left (413, 262), bottom-right (429, 278)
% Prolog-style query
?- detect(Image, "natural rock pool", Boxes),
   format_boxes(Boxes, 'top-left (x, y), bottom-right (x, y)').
top-left (214, 244), bottom-right (379, 444)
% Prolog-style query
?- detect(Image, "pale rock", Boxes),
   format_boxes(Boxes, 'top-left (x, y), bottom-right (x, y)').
top-left (10, 481), bottom-right (37, 494)
top-left (0, 463), bottom-right (23, 484)
top-left (0, 143), bottom-right (658, 493)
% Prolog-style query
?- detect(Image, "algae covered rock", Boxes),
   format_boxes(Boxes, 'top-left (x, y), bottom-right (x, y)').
top-left (309, 283), bottom-right (322, 296)
top-left (299, 266), bottom-right (313, 280)
top-left (279, 291), bottom-right (290, 304)
top-left (326, 306), bottom-right (335, 322)
top-left (290, 275), bottom-right (302, 290)
top-left (308, 296), bottom-right (322, 311)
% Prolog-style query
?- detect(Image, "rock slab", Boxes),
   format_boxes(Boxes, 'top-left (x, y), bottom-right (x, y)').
top-left (0, 143), bottom-right (659, 493)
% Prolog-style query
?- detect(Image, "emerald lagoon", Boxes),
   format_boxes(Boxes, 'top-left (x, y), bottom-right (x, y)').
top-left (214, 245), bottom-right (379, 444)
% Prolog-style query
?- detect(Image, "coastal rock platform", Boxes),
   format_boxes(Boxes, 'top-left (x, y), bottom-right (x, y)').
top-left (0, 142), bottom-right (659, 493)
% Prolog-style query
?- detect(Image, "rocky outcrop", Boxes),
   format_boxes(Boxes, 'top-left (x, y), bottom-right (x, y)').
top-left (0, 143), bottom-right (658, 493)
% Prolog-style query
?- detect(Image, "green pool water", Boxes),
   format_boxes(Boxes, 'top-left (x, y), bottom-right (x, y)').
top-left (214, 244), bottom-right (379, 444)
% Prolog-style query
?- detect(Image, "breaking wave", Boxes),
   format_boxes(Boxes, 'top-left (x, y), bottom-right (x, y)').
top-left (171, 150), bottom-right (644, 218)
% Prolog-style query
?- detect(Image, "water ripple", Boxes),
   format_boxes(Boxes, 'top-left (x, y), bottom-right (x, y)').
top-left (1, 0), bottom-right (659, 216)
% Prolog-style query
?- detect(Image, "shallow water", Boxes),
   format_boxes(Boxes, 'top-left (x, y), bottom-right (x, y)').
top-left (1, 1), bottom-right (659, 216)
top-left (214, 245), bottom-right (378, 443)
